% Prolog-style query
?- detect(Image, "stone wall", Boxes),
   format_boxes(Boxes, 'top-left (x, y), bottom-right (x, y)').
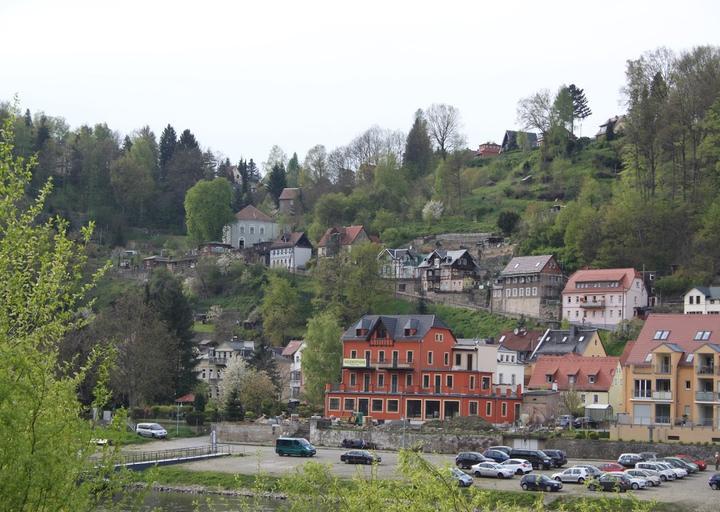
top-left (309, 420), bottom-right (501, 453)
top-left (538, 437), bottom-right (717, 462)
top-left (214, 421), bottom-right (300, 444)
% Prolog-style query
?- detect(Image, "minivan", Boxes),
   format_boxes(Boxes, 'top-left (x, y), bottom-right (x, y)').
top-left (136, 422), bottom-right (167, 439)
top-left (275, 437), bottom-right (316, 457)
top-left (509, 449), bottom-right (553, 470)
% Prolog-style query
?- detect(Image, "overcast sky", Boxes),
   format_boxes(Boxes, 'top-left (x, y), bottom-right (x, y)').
top-left (2, 0), bottom-right (719, 166)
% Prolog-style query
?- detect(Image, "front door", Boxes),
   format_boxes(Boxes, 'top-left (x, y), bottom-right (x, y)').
top-left (358, 398), bottom-right (369, 415)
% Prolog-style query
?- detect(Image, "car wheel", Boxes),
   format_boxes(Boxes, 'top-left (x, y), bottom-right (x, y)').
top-left (660, 475), bottom-right (666, 481)
top-left (497, 473), bottom-right (504, 479)
top-left (631, 483), bottom-right (639, 490)
top-left (474, 472), bottom-right (481, 477)
top-left (544, 485), bottom-right (551, 492)
top-left (711, 482), bottom-right (718, 490)
top-left (554, 477), bottom-right (561, 482)
top-left (516, 469), bottom-right (523, 475)
top-left (578, 477), bottom-right (584, 484)
top-left (521, 483), bottom-right (529, 490)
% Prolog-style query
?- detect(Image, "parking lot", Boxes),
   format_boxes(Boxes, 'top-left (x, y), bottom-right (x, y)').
top-left (130, 438), bottom-right (719, 510)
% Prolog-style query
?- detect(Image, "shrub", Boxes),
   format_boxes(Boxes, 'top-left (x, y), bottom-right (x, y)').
top-left (130, 407), bottom-right (146, 419)
top-left (575, 432), bottom-right (586, 439)
top-left (185, 411), bottom-right (205, 426)
top-left (245, 411), bottom-right (256, 421)
top-left (588, 432), bottom-right (599, 440)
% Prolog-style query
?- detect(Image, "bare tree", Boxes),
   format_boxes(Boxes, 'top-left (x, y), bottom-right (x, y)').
top-left (303, 144), bottom-right (329, 182)
top-left (426, 103), bottom-right (466, 159)
top-left (516, 90), bottom-right (553, 135)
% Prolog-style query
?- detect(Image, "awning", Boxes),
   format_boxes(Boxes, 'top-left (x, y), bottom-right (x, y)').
top-left (585, 404), bottom-right (611, 410)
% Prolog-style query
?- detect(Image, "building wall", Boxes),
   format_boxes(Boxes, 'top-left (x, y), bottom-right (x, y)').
top-left (270, 246), bottom-right (312, 270)
top-left (684, 288), bottom-right (720, 314)
top-left (491, 271), bottom-right (564, 320)
top-left (223, 219), bottom-right (279, 249)
top-left (496, 362), bottom-right (524, 391)
top-left (609, 364), bottom-right (625, 414)
top-left (563, 277), bottom-right (648, 328)
top-left (580, 334), bottom-right (607, 357)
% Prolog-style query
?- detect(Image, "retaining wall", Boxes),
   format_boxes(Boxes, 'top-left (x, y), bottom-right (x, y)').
top-left (539, 437), bottom-right (718, 462)
top-left (214, 422), bottom-right (300, 444)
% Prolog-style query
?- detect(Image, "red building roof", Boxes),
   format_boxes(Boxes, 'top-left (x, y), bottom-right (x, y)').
top-left (318, 225), bottom-right (368, 248)
top-left (498, 328), bottom-right (545, 353)
top-left (175, 393), bottom-right (195, 404)
top-left (563, 268), bottom-right (640, 294)
top-left (234, 205), bottom-right (274, 222)
top-left (528, 355), bottom-right (619, 392)
top-left (282, 340), bottom-right (303, 357)
top-left (623, 313), bottom-right (720, 366)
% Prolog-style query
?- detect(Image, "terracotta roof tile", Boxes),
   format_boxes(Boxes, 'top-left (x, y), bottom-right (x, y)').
top-left (498, 329), bottom-right (545, 353)
top-left (318, 225), bottom-right (368, 247)
top-left (528, 355), bottom-right (619, 392)
top-left (234, 205), bottom-right (274, 222)
top-left (281, 340), bottom-right (303, 357)
top-left (563, 268), bottom-right (640, 294)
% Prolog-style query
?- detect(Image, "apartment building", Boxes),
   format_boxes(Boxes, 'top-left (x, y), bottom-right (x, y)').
top-left (684, 286), bottom-right (720, 315)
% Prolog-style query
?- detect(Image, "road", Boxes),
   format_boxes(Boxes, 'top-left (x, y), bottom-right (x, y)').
top-left (126, 436), bottom-right (719, 511)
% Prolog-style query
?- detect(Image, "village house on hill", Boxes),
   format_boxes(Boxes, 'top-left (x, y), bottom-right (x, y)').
top-left (378, 247), bottom-right (423, 280)
top-left (491, 255), bottom-right (565, 320)
top-left (530, 324), bottom-right (606, 361)
top-left (324, 314), bottom-right (521, 424)
top-left (562, 268), bottom-right (648, 330)
top-left (223, 205), bottom-right (279, 249)
top-left (501, 130), bottom-right (539, 152)
top-left (269, 231), bottom-right (312, 271)
top-left (684, 286), bottom-right (720, 314)
top-left (475, 142), bottom-right (501, 158)
top-left (282, 340), bottom-right (306, 403)
top-left (417, 249), bottom-right (480, 293)
top-left (317, 225), bottom-right (374, 257)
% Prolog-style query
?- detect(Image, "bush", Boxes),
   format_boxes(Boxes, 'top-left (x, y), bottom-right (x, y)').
top-left (588, 432), bottom-right (599, 440)
top-left (130, 407), bottom-right (146, 419)
top-left (244, 411), bottom-right (256, 421)
top-left (575, 432), bottom-right (586, 439)
top-left (185, 411), bottom-right (205, 426)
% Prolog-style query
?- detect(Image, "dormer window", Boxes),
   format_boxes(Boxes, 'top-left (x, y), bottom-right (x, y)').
top-left (694, 331), bottom-right (712, 341)
top-left (653, 330), bottom-right (670, 340)
top-left (356, 328), bottom-right (368, 336)
top-left (568, 375), bottom-right (576, 385)
top-left (588, 375), bottom-right (596, 384)
top-left (546, 374), bottom-right (553, 383)
top-left (404, 328), bottom-right (417, 336)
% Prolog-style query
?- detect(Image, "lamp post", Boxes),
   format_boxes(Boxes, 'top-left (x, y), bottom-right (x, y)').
top-left (176, 402), bottom-right (180, 437)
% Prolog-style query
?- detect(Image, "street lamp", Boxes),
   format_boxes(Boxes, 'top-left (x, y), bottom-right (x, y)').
top-left (176, 402), bottom-right (180, 437)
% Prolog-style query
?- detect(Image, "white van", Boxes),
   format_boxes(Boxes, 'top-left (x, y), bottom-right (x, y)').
top-left (136, 422), bottom-right (168, 439)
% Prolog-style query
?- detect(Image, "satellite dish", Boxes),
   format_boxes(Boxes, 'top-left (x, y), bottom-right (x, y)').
top-left (514, 328), bottom-right (519, 335)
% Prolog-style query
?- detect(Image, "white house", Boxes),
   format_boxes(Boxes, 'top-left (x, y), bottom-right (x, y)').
top-left (684, 287), bottom-right (720, 315)
top-left (496, 345), bottom-right (525, 392)
top-left (562, 268), bottom-right (648, 330)
top-left (454, 339), bottom-right (524, 391)
top-left (223, 205), bottom-right (279, 249)
top-left (195, 339), bottom-right (255, 399)
top-left (281, 340), bottom-right (305, 402)
top-left (378, 248), bottom-right (423, 279)
top-left (269, 232), bottom-right (313, 271)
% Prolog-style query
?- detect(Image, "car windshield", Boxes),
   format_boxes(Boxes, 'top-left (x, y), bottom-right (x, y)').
top-left (538, 475), bottom-right (551, 483)
top-left (150, 425), bottom-right (163, 430)
top-left (300, 440), bottom-right (312, 447)
top-left (451, 468), bottom-right (464, 477)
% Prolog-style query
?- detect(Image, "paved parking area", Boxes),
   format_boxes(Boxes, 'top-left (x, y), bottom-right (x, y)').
top-left (129, 437), bottom-right (719, 510)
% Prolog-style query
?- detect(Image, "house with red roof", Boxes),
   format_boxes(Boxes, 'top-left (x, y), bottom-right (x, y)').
top-left (475, 142), bottom-right (501, 158)
top-left (562, 268), bottom-right (648, 330)
top-left (619, 313), bottom-right (720, 442)
top-left (282, 340), bottom-right (306, 402)
top-left (528, 355), bottom-right (623, 419)
top-left (223, 205), bottom-right (279, 249)
top-left (317, 225), bottom-right (373, 257)
top-left (269, 232), bottom-right (313, 271)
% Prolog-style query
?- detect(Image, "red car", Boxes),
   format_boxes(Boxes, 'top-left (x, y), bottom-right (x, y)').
top-left (675, 454), bottom-right (707, 471)
top-left (598, 462), bottom-right (625, 473)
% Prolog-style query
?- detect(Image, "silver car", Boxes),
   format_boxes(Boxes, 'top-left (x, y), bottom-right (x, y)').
top-left (471, 461), bottom-right (515, 479)
top-left (635, 461), bottom-right (677, 481)
top-left (551, 466), bottom-right (593, 484)
top-left (625, 469), bottom-right (661, 487)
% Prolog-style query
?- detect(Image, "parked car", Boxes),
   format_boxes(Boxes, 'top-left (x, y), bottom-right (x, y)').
top-left (676, 453), bottom-right (707, 471)
top-left (655, 461), bottom-right (687, 479)
top-left (588, 473), bottom-right (632, 492)
top-left (483, 449), bottom-right (510, 463)
top-left (501, 459), bottom-right (533, 475)
top-left (340, 450), bottom-right (381, 465)
top-left (573, 416), bottom-right (598, 429)
top-left (635, 461), bottom-right (677, 481)
top-left (341, 438), bottom-right (376, 450)
top-left (508, 449), bottom-right (553, 470)
top-left (557, 415), bottom-right (574, 428)
top-left (625, 469), bottom-right (661, 487)
top-left (488, 445), bottom-right (513, 455)
top-left (598, 462), bottom-right (625, 473)
top-left (623, 474), bottom-right (647, 490)
top-left (135, 423), bottom-right (167, 439)
top-left (639, 451), bottom-right (658, 461)
top-left (708, 473), bottom-right (720, 490)
top-left (543, 449), bottom-right (568, 468)
top-left (617, 453), bottom-right (643, 468)
top-left (450, 467), bottom-right (473, 487)
top-left (471, 461), bottom-right (515, 479)
top-left (520, 474), bottom-right (562, 492)
top-left (661, 457), bottom-right (698, 473)
top-left (551, 466), bottom-right (594, 484)
top-left (455, 452), bottom-right (487, 469)
top-left (574, 464), bottom-right (603, 478)
top-left (276, 437), bottom-right (316, 457)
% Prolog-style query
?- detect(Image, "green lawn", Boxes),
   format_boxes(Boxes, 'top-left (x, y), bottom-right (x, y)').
top-left (192, 321), bottom-right (215, 333)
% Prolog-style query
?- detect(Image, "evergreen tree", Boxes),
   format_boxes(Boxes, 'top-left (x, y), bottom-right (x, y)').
top-left (403, 109), bottom-right (433, 178)
top-left (286, 152), bottom-right (300, 187)
top-left (23, 108), bottom-right (32, 127)
top-left (568, 83), bottom-right (592, 128)
top-left (248, 339), bottom-right (279, 386)
top-left (144, 269), bottom-right (197, 396)
top-left (178, 128), bottom-right (199, 150)
top-left (121, 135), bottom-right (133, 153)
top-left (266, 162), bottom-right (287, 206)
top-left (159, 124), bottom-right (177, 178)
top-left (247, 158), bottom-right (261, 182)
top-left (34, 116), bottom-right (50, 151)
top-left (224, 388), bottom-right (245, 421)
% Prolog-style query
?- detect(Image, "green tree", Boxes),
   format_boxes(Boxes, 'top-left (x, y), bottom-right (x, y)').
top-left (110, 134), bottom-right (157, 225)
top-left (224, 388), bottom-right (245, 421)
top-left (568, 83), bottom-right (592, 134)
top-left (159, 123), bottom-right (177, 179)
top-left (266, 162), bottom-right (287, 206)
top-left (184, 177), bottom-right (234, 243)
top-left (248, 338), bottom-right (280, 386)
top-left (145, 269), bottom-right (197, 396)
top-left (287, 151), bottom-right (301, 187)
top-left (403, 109), bottom-right (434, 178)
top-left (0, 114), bottom-right (114, 510)
top-left (301, 311), bottom-right (343, 406)
top-left (260, 273), bottom-right (302, 346)
top-left (496, 210), bottom-right (520, 235)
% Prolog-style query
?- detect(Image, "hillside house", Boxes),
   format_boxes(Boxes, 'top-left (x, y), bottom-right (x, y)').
top-left (269, 231), bottom-right (312, 271)
top-left (562, 268), bottom-right (648, 330)
top-left (378, 248), bottom-right (423, 280)
top-left (491, 255), bottom-right (565, 320)
top-left (684, 287), bottom-right (720, 315)
top-left (317, 225), bottom-right (372, 257)
top-left (417, 249), bottom-right (480, 292)
top-left (282, 340), bottom-right (306, 403)
top-left (530, 325), bottom-right (606, 361)
top-left (223, 205), bottom-right (279, 249)
top-left (475, 142), bottom-right (501, 158)
top-left (195, 339), bottom-right (255, 399)
top-left (278, 188), bottom-right (303, 218)
top-left (501, 130), bottom-right (539, 152)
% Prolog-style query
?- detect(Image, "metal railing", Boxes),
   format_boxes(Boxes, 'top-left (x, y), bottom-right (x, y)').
top-left (655, 416), bottom-right (671, 424)
top-left (696, 391), bottom-right (719, 402)
top-left (696, 365), bottom-right (715, 376)
top-left (654, 365), bottom-right (671, 374)
top-left (120, 444), bottom-right (232, 465)
top-left (652, 391), bottom-right (672, 400)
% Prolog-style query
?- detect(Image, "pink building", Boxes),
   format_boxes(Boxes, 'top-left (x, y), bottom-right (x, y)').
top-left (562, 268), bottom-right (648, 330)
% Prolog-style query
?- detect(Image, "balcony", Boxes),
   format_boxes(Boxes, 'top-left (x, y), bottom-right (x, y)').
top-left (654, 365), bottom-right (672, 375)
top-left (697, 418), bottom-right (715, 427)
top-left (208, 357), bottom-right (228, 365)
top-left (632, 393), bottom-right (653, 400)
top-left (655, 416), bottom-right (671, 424)
top-left (580, 299), bottom-right (606, 309)
top-left (652, 391), bottom-right (672, 400)
top-left (696, 391), bottom-right (720, 402)
top-left (372, 358), bottom-right (413, 370)
top-left (696, 365), bottom-right (716, 376)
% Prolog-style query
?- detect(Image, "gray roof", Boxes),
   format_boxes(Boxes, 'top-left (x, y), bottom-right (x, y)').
top-left (662, 343), bottom-right (685, 353)
top-left (342, 315), bottom-right (448, 341)
top-left (379, 248), bottom-right (423, 265)
top-left (500, 255), bottom-right (554, 276)
top-left (531, 326), bottom-right (598, 359)
top-left (692, 286), bottom-right (720, 299)
top-left (417, 249), bottom-right (478, 269)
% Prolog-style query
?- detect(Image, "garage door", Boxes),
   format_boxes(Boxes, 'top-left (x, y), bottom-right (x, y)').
top-left (633, 404), bottom-right (651, 425)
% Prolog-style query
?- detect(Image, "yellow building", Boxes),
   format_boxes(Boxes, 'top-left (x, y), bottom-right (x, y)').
top-left (615, 314), bottom-right (720, 442)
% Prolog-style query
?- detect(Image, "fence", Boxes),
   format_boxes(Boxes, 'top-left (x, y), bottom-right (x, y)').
top-left (120, 444), bottom-right (237, 465)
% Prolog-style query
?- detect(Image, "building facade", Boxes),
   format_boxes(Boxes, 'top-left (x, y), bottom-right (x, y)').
top-left (684, 287), bottom-right (720, 315)
top-left (324, 315), bottom-right (522, 424)
top-left (195, 339), bottom-right (255, 400)
top-left (417, 249), bottom-right (480, 293)
top-left (317, 225), bottom-right (371, 257)
top-left (223, 205), bottom-right (279, 249)
top-left (530, 325), bottom-right (606, 361)
top-left (491, 255), bottom-right (565, 320)
top-left (562, 268), bottom-right (648, 329)
top-left (269, 232), bottom-right (312, 271)
top-left (378, 248), bottom-right (423, 280)
top-left (282, 340), bottom-right (305, 402)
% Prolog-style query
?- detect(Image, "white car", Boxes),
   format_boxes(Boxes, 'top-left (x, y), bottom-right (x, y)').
top-left (501, 458), bottom-right (533, 475)
top-left (656, 462), bottom-right (686, 479)
top-left (551, 466), bottom-right (593, 484)
top-left (136, 422), bottom-right (168, 438)
top-left (635, 462), bottom-right (676, 481)
top-left (471, 461), bottom-right (515, 479)
top-left (624, 474), bottom-right (647, 490)
top-left (625, 469), bottom-right (661, 487)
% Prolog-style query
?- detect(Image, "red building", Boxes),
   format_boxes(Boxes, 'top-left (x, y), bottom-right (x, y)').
top-left (324, 315), bottom-right (521, 423)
